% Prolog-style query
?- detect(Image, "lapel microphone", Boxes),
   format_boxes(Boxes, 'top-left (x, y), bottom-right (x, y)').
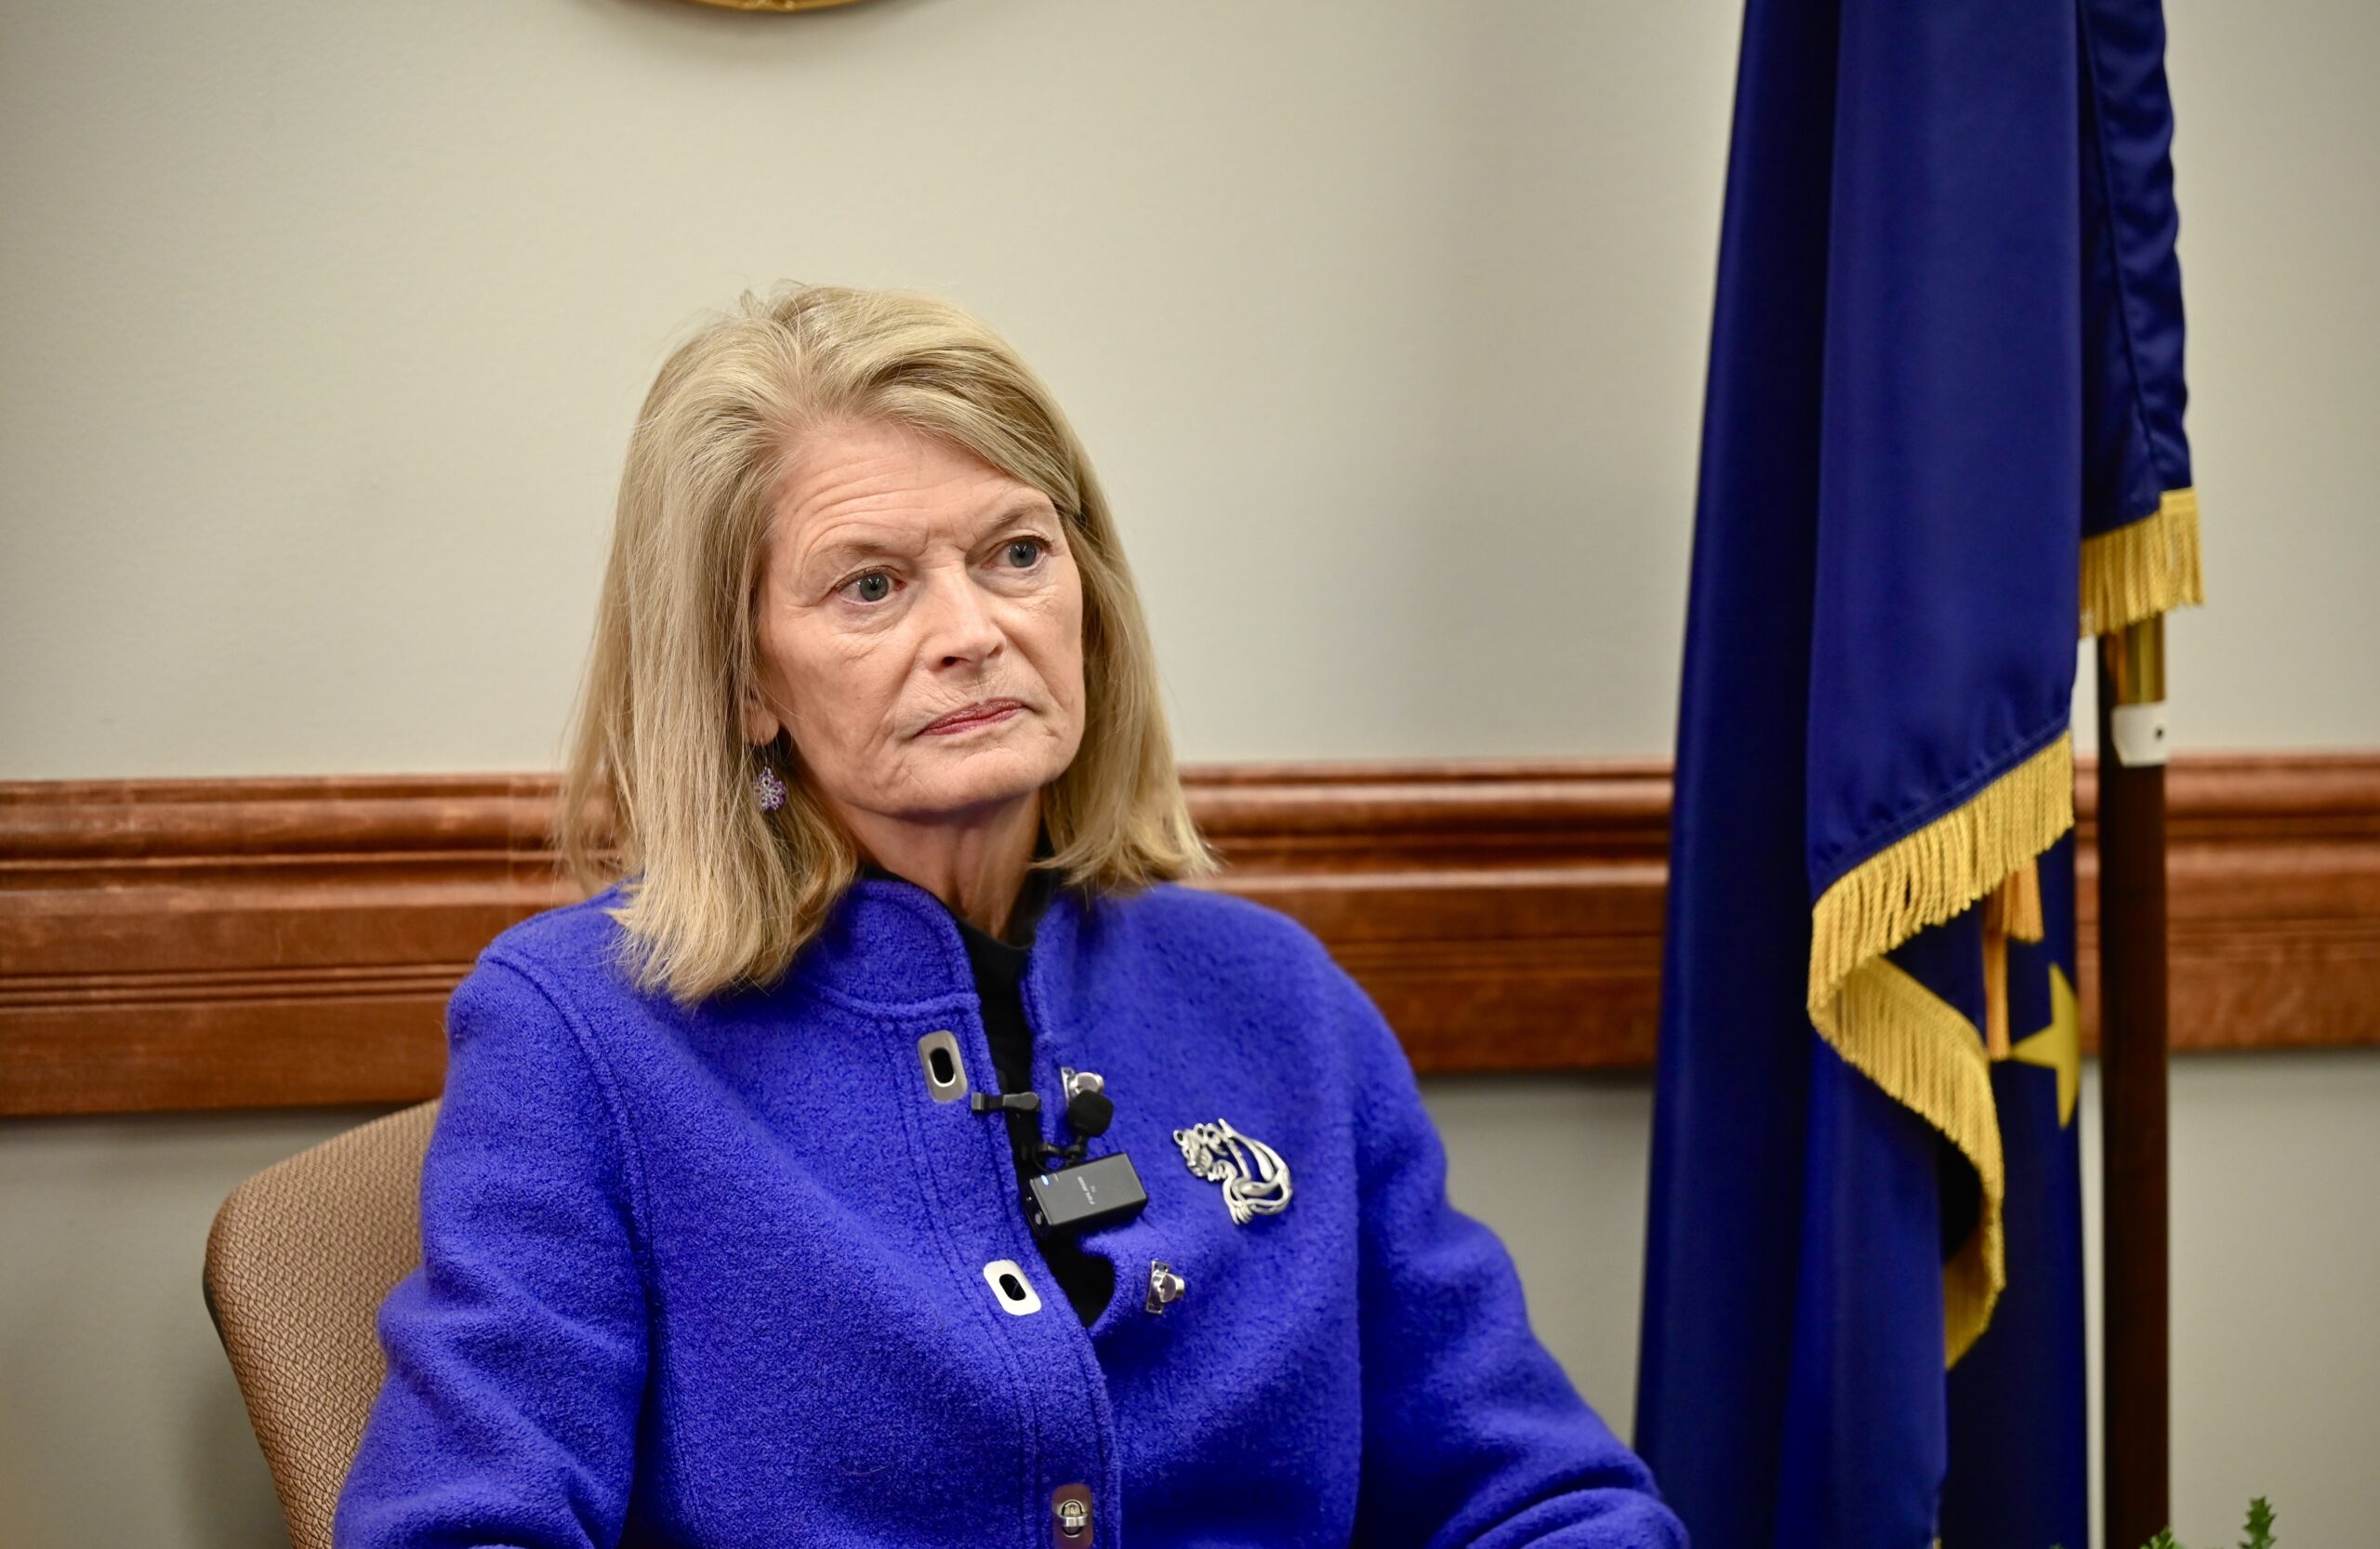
top-left (973, 1068), bottom-right (1147, 1237)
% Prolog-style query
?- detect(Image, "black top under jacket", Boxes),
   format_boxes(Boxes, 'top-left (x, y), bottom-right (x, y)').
top-left (858, 843), bottom-right (1115, 1327)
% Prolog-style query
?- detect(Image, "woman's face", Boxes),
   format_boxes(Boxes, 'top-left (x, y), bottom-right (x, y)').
top-left (746, 416), bottom-right (1087, 831)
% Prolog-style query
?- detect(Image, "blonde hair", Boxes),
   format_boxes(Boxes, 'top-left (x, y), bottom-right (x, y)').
top-left (557, 283), bottom-right (1217, 1005)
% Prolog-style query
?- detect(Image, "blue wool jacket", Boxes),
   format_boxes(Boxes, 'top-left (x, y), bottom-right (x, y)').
top-left (336, 873), bottom-right (1685, 1548)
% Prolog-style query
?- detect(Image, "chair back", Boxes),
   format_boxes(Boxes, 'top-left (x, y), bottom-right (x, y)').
top-left (203, 1099), bottom-right (440, 1549)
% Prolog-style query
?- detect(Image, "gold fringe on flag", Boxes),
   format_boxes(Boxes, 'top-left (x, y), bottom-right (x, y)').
top-left (1830, 958), bottom-right (2005, 1365)
top-left (2079, 486), bottom-right (2202, 638)
top-left (1807, 734), bottom-right (2075, 1363)
top-left (1809, 736), bottom-right (2073, 1012)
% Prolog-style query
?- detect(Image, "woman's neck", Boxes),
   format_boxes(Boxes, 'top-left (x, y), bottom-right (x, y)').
top-left (840, 789), bottom-right (1042, 940)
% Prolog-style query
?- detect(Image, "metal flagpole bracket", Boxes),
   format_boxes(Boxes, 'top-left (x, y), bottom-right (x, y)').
top-left (2104, 618), bottom-right (2170, 768)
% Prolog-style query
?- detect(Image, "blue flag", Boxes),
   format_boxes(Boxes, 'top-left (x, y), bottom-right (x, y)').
top-left (1634, 0), bottom-right (2199, 1543)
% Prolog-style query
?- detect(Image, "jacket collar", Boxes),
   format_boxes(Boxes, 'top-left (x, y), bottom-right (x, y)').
top-left (793, 870), bottom-right (1085, 1010)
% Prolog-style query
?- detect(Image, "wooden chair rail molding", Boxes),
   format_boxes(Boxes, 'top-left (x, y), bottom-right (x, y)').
top-left (3, 752), bottom-right (2376, 1117)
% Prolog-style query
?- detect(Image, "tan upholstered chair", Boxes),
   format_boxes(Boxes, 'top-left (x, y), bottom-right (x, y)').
top-left (204, 1099), bottom-right (440, 1549)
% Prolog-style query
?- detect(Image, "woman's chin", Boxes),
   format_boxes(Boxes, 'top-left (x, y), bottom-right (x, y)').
top-left (899, 752), bottom-right (1060, 821)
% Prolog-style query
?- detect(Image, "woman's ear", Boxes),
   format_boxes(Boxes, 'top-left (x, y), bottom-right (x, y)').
top-left (740, 682), bottom-right (782, 747)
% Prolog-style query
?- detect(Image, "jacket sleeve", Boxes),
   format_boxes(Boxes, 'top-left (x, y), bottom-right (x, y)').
top-left (1330, 959), bottom-right (1688, 1549)
top-left (334, 956), bottom-right (651, 1549)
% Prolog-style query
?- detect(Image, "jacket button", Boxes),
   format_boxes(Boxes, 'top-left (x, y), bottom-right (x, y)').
top-left (915, 1029), bottom-right (969, 1103)
top-left (982, 1259), bottom-right (1044, 1316)
top-left (1051, 1481), bottom-right (1093, 1544)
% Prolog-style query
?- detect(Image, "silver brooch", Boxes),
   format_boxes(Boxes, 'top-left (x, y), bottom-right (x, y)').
top-left (1171, 1119), bottom-right (1292, 1225)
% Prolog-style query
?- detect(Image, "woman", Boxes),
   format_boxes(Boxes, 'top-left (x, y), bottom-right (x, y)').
top-left (336, 285), bottom-right (1685, 1548)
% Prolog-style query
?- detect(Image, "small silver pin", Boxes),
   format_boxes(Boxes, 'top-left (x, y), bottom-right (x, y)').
top-left (1171, 1118), bottom-right (1292, 1225)
top-left (1144, 1258), bottom-right (1186, 1314)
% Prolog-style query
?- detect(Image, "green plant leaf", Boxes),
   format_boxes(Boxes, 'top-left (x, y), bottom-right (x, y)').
top-left (2241, 1496), bottom-right (2276, 1549)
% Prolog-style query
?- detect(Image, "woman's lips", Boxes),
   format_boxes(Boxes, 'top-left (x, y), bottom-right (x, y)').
top-left (919, 699), bottom-right (1025, 735)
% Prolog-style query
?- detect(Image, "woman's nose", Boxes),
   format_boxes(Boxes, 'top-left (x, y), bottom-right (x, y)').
top-left (919, 573), bottom-right (1004, 667)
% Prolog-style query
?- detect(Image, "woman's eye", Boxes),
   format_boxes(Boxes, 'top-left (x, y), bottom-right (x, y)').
top-left (843, 572), bottom-right (892, 604)
top-left (1001, 537), bottom-right (1046, 569)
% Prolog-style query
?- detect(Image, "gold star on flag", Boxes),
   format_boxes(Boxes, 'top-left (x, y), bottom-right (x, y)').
top-left (2008, 962), bottom-right (2080, 1127)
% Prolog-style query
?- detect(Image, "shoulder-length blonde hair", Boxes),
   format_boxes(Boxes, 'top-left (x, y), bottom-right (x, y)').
top-left (557, 283), bottom-right (1217, 1006)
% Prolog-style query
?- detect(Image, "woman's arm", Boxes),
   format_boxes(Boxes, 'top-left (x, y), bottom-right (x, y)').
top-left (335, 957), bottom-right (652, 1549)
top-left (1330, 959), bottom-right (1688, 1549)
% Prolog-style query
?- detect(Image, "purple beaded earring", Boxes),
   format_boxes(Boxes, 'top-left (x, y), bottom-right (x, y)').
top-left (754, 763), bottom-right (787, 814)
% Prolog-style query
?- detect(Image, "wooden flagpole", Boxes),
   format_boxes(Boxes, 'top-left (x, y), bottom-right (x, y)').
top-left (2097, 616), bottom-right (2172, 1549)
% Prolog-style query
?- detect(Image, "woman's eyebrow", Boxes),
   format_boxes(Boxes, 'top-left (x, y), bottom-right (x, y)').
top-left (975, 496), bottom-right (1057, 536)
top-left (799, 532), bottom-right (910, 577)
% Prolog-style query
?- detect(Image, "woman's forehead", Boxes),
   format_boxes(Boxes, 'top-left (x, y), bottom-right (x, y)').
top-left (771, 423), bottom-right (1052, 575)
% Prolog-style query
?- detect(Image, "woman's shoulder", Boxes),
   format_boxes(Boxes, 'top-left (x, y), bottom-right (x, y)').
top-left (1096, 878), bottom-right (1315, 946)
top-left (463, 880), bottom-right (641, 1009)
top-left (1090, 880), bottom-right (1353, 999)
top-left (1086, 882), bottom-right (1394, 1114)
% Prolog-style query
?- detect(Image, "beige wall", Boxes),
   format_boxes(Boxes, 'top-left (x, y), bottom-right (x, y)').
top-left (0, 0), bottom-right (1746, 778)
top-left (2, 0), bottom-right (2374, 1544)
